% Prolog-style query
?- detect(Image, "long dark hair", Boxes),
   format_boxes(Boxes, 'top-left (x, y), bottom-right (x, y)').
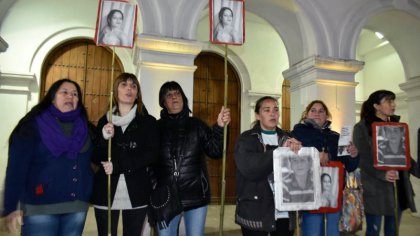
top-left (112, 73), bottom-right (145, 115)
top-left (9, 79), bottom-right (87, 143)
top-left (218, 7), bottom-right (233, 25)
top-left (158, 81), bottom-right (191, 113)
top-left (107, 9), bottom-right (124, 26)
top-left (360, 89), bottom-right (396, 135)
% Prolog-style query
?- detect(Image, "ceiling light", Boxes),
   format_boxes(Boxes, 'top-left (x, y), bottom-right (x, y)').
top-left (375, 32), bottom-right (384, 39)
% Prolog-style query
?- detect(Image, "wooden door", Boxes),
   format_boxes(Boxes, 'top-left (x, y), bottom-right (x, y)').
top-left (41, 40), bottom-right (123, 125)
top-left (193, 52), bottom-right (240, 204)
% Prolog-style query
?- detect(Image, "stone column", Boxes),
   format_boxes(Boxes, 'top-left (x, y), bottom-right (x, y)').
top-left (134, 34), bottom-right (202, 118)
top-left (400, 77), bottom-right (420, 218)
top-left (282, 55), bottom-right (364, 132)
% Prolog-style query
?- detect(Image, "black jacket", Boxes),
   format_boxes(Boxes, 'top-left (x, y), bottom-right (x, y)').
top-left (234, 123), bottom-right (296, 232)
top-left (90, 112), bottom-right (159, 207)
top-left (154, 108), bottom-right (224, 210)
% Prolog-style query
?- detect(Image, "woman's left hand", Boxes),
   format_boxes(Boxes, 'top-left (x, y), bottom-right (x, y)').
top-left (217, 106), bottom-right (231, 127)
top-left (283, 138), bottom-right (302, 153)
top-left (347, 142), bottom-right (359, 158)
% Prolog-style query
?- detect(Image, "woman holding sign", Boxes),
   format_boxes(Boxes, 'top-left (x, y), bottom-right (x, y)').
top-left (291, 100), bottom-right (359, 236)
top-left (353, 90), bottom-right (420, 236)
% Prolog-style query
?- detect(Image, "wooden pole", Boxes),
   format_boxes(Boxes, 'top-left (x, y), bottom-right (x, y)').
top-left (107, 47), bottom-right (116, 236)
top-left (218, 44), bottom-right (229, 236)
top-left (296, 211), bottom-right (300, 236)
top-left (393, 181), bottom-right (399, 236)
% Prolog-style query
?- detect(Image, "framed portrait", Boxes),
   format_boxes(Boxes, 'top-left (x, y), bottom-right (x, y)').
top-left (273, 147), bottom-right (321, 211)
top-left (372, 122), bottom-right (411, 170)
top-left (209, 0), bottom-right (245, 45)
top-left (310, 161), bottom-right (344, 214)
top-left (94, 0), bottom-right (137, 48)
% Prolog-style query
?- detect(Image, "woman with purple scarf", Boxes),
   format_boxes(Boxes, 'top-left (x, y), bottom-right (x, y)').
top-left (2, 79), bottom-right (94, 235)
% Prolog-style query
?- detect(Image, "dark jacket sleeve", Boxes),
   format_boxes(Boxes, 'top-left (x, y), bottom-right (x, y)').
top-left (353, 122), bottom-right (386, 181)
top-left (3, 121), bottom-right (37, 216)
top-left (200, 119), bottom-right (225, 159)
top-left (234, 132), bottom-right (274, 181)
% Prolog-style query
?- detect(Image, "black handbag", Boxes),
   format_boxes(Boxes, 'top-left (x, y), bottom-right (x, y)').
top-left (149, 180), bottom-right (183, 229)
top-left (150, 155), bottom-right (183, 229)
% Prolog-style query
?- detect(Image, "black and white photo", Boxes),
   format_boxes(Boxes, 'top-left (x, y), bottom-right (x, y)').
top-left (210, 0), bottom-right (244, 45)
top-left (373, 122), bottom-right (410, 170)
top-left (273, 147), bottom-right (321, 211)
top-left (95, 0), bottom-right (137, 48)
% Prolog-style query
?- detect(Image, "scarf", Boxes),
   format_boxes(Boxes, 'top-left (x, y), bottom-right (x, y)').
top-left (107, 104), bottom-right (137, 133)
top-left (36, 105), bottom-right (88, 159)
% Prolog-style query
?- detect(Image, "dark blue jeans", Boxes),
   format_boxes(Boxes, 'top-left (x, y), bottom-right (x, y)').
top-left (22, 211), bottom-right (87, 236)
top-left (365, 212), bottom-right (402, 236)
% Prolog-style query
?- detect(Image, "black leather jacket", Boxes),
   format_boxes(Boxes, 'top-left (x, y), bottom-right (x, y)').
top-left (155, 108), bottom-right (224, 210)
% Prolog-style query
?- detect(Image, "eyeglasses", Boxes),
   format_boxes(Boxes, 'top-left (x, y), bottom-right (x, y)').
top-left (58, 90), bottom-right (78, 97)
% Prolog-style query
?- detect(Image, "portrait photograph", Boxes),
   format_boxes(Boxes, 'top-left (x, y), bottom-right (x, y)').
top-left (310, 162), bottom-right (344, 214)
top-left (209, 0), bottom-right (245, 45)
top-left (273, 147), bottom-right (321, 211)
top-left (94, 0), bottom-right (137, 48)
top-left (372, 122), bottom-right (411, 170)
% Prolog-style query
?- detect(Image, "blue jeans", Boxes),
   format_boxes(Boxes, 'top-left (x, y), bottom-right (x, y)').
top-left (21, 211), bottom-right (87, 236)
top-left (157, 205), bottom-right (208, 236)
top-left (365, 212), bottom-right (402, 236)
top-left (301, 212), bottom-right (340, 236)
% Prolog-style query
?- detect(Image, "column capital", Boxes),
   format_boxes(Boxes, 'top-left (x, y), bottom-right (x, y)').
top-left (400, 76), bottom-right (420, 100)
top-left (283, 55), bottom-right (363, 92)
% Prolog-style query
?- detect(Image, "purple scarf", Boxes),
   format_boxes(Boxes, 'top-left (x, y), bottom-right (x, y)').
top-left (36, 105), bottom-right (88, 159)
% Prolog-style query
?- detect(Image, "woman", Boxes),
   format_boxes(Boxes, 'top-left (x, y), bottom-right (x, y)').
top-left (153, 81), bottom-right (230, 236)
top-left (321, 173), bottom-right (334, 207)
top-left (283, 156), bottom-right (314, 203)
top-left (213, 7), bottom-right (240, 43)
top-left (291, 100), bottom-right (359, 236)
top-left (353, 90), bottom-right (420, 236)
top-left (234, 96), bottom-right (301, 236)
top-left (90, 73), bottom-right (159, 236)
top-left (99, 9), bottom-right (130, 47)
top-left (2, 79), bottom-right (94, 235)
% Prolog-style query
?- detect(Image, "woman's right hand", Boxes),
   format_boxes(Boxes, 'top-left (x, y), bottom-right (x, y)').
top-left (4, 210), bottom-right (23, 234)
top-left (102, 123), bottom-right (115, 139)
top-left (101, 161), bottom-right (113, 175)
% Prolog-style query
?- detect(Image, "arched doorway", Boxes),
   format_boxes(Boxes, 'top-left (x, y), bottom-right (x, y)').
top-left (41, 40), bottom-right (124, 125)
top-left (193, 52), bottom-right (240, 204)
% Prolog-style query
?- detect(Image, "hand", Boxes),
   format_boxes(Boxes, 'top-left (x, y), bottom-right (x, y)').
top-left (283, 138), bottom-right (302, 153)
top-left (102, 123), bottom-right (115, 139)
top-left (319, 152), bottom-right (329, 165)
top-left (347, 142), bottom-right (358, 158)
top-left (4, 210), bottom-right (23, 234)
top-left (385, 170), bottom-right (399, 183)
top-left (217, 106), bottom-right (231, 127)
top-left (101, 161), bottom-right (113, 175)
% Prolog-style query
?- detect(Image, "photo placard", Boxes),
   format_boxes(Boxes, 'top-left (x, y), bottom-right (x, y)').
top-left (209, 0), bottom-right (245, 45)
top-left (94, 0), bottom-right (137, 48)
top-left (273, 147), bottom-right (321, 211)
top-left (310, 161), bottom-right (344, 213)
top-left (372, 122), bottom-right (411, 170)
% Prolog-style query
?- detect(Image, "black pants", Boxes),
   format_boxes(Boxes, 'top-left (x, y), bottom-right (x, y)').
top-left (241, 218), bottom-right (294, 236)
top-left (94, 207), bottom-right (147, 236)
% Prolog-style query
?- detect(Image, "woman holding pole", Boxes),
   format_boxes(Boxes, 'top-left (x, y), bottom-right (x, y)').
top-left (90, 73), bottom-right (159, 236)
top-left (152, 81), bottom-right (230, 236)
top-left (353, 90), bottom-right (420, 236)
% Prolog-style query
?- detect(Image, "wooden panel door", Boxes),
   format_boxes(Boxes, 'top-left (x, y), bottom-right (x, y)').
top-left (194, 52), bottom-right (240, 204)
top-left (42, 40), bottom-right (123, 125)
